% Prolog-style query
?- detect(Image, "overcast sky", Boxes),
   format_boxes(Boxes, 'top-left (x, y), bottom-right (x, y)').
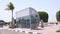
top-left (0, 0), bottom-right (60, 22)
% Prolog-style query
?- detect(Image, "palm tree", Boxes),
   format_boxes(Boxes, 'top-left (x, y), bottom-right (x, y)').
top-left (5, 2), bottom-right (15, 28)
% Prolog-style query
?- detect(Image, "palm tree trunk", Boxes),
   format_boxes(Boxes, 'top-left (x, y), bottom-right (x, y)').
top-left (12, 10), bottom-right (14, 28)
top-left (12, 10), bottom-right (13, 23)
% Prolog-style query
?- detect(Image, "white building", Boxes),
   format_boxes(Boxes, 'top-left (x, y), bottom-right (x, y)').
top-left (16, 7), bottom-right (40, 29)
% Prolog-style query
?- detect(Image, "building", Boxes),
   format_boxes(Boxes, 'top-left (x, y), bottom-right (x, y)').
top-left (0, 20), bottom-right (4, 27)
top-left (16, 7), bottom-right (40, 29)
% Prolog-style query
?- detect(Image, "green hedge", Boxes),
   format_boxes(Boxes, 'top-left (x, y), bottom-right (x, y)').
top-left (38, 11), bottom-right (48, 22)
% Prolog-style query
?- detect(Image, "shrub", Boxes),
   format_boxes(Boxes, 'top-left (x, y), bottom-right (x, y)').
top-left (56, 30), bottom-right (60, 32)
top-left (38, 11), bottom-right (48, 22)
top-left (56, 10), bottom-right (60, 22)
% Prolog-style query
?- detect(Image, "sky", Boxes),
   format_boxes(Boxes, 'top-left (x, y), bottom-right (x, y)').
top-left (0, 0), bottom-right (60, 22)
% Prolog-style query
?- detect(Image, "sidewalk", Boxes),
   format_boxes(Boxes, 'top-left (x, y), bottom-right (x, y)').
top-left (11, 24), bottom-right (60, 34)
top-left (1, 24), bottom-right (60, 34)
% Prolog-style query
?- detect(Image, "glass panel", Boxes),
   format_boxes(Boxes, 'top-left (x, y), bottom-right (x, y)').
top-left (26, 19), bottom-right (30, 28)
top-left (31, 16), bottom-right (36, 24)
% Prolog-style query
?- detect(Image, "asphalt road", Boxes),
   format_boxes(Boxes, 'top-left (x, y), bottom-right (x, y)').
top-left (0, 29), bottom-right (27, 34)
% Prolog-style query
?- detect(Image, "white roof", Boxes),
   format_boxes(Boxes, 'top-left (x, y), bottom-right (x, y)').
top-left (16, 7), bottom-right (37, 18)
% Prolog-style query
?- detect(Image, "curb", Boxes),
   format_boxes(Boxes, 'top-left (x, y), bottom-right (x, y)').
top-left (8, 29), bottom-right (42, 34)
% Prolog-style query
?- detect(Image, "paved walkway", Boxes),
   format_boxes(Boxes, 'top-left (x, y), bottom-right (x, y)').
top-left (13, 24), bottom-right (60, 34)
top-left (3, 29), bottom-right (27, 34)
top-left (0, 29), bottom-right (3, 34)
top-left (0, 26), bottom-right (27, 34)
top-left (31, 24), bottom-right (60, 34)
top-left (0, 24), bottom-right (60, 34)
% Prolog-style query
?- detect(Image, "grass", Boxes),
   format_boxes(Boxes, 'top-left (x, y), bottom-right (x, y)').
top-left (56, 30), bottom-right (60, 32)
